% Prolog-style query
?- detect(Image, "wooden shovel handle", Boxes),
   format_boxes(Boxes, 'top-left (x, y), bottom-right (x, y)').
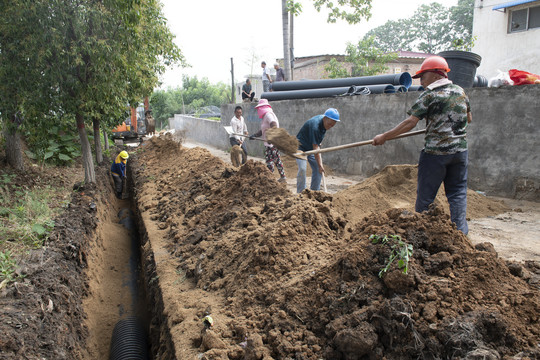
top-left (294, 129), bottom-right (426, 157)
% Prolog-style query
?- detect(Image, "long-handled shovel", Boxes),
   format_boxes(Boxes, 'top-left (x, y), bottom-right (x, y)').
top-left (291, 129), bottom-right (426, 160)
top-left (223, 126), bottom-right (265, 142)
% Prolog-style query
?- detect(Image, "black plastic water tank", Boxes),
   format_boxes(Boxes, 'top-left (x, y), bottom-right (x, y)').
top-left (438, 51), bottom-right (482, 89)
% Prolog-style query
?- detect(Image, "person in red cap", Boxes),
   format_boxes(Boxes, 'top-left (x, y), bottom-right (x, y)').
top-left (249, 99), bottom-right (287, 182)
top-left (372, 55), bottom-right (472, 234)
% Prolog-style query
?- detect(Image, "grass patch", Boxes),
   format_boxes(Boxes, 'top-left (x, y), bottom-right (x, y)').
top-left (0, 172), bottom-right (71, 254)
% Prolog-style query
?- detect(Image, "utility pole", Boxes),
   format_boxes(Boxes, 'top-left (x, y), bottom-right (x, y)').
top-left (230, 58), bottom-right (235, 104)
top-left (290, 11), bottom-right (294, 80)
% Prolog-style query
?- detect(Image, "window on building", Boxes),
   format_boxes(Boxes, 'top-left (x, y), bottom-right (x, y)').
top-left (509, 5), bottom-right (540, 33)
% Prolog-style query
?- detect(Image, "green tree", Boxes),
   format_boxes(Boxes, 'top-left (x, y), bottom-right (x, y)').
top-left (282, 0), bottom-right (373, 80)
top-left (363, 0), bottom-right (474, 54)
top-left (1, 0), bottom-right (184, 183)
top-left (0, 1), bottom-right (52, 171)
top-left (150, 76), bottom-right (229, 129)
top-left (364, 18), bottom-right (414, 53)
top-left (325, 37), bottom-right (398, 78)
top-left (324, 58), bottom-right (349, 79)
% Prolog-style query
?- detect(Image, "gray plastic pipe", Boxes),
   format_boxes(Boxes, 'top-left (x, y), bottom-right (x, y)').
top-left (262, 86), bottom-right (355, 101)
top-left (271, 72), bottom-right (412, 91)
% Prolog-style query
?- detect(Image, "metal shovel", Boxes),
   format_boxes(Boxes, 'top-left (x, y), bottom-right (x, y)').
top-left (291, 129), bottom-right (426, 160)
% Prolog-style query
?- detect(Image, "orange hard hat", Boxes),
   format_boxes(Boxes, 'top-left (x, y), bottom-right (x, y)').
top-left (412, 56), bottom-right (451, 79)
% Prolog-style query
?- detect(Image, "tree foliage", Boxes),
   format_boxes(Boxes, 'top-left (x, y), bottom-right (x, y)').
top-left (282, 0), bottom-right (373, 80)
top-left (0, 0), bottom-right (184, 182)
top-left (325, 36), bottom-right (398, 78)
top-left (150, 76), bottom-right (229, 128)
top-left (363, 0), bottom-right (474, 53)
top-left (311, 0), bottom-right (372, 24)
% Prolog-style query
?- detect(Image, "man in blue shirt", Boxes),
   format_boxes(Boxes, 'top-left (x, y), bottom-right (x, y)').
top-left (111, 150), bottom-right (129, 199)
top-left (296, 108), bottom-right (340, 193)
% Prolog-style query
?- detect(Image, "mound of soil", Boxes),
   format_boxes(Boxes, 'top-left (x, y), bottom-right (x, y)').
top-left (0, 164), bottom-right (104, 359)
top-left (132, 136), bottom-right (540, 359)
top-left (333, 164), bottom-right (509, 225)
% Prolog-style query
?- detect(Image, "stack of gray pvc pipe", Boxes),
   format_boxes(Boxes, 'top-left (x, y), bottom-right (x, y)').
top-left (261, 72), bottom-right (425, 101)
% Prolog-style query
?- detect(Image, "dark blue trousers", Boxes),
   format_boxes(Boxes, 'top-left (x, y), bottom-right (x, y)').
top-left (416, 150), bottom-right (469, 234)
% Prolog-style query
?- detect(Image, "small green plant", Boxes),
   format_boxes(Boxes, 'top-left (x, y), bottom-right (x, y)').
top-left (370, 234), bottom-right (413, 278)
top-left (0, 250), bottom-right (18, 285)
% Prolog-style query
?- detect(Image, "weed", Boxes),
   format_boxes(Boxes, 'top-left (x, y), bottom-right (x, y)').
top-left (370, 234), bottom-right (413, 278)
top-left (0, 250), bottom-right (19, 285)
top-left (0, 180), bottom-right (66, 252)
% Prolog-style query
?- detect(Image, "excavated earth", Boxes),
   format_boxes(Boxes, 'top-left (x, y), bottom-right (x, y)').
top-left (130, 134), bottom-right (540, 359)
top-left (1, 133), bottom-right (539, 359)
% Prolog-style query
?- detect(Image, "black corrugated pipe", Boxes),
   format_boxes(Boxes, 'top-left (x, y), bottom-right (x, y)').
top-left (109, 209), bottom-right (150, 360)
top-left (473, 75), bottom-right (488, 87)
top-left (109, 316), bottom-right (149, 360)
top-left (409, 85), bottom-right (425, 92)
top-left (271, 72), bottom-right (412, 91)
top-left (262, 86), bottom-right (355, 101)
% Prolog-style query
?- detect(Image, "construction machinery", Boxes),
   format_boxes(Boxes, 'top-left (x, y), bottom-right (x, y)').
top-left (112, 105), bottom-right (147, 144)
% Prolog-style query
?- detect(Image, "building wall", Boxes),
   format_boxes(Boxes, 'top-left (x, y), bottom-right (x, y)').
top-left (171, 85), bottom-right (540, 200)
top-left (472, 0), bottom-right (540, 80)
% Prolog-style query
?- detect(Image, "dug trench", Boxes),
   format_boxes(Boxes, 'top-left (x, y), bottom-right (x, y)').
top-left (1, 133), bottom-right (539, 359)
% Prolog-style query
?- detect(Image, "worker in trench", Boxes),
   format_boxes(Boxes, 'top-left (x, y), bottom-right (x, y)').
top-left (249, 99), bottom-right (287, 182)
top-left (295, 108), bottom-right (340, 193)
top-left (372, 55), bottom-right (472, 234)
top-left (111, 150), bottom-right (129, 199)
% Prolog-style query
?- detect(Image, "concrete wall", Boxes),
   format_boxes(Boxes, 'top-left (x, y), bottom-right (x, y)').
top-left (472, 0), bottom-right (540, 80)
top-left (170, 85), bottom-right (540, 200)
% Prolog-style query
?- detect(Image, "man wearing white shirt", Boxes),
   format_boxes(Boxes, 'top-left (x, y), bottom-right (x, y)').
top-left (230, 106), bottom-right (249, 165)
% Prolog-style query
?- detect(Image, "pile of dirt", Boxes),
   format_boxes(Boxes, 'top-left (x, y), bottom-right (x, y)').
top-left (333, 164), bottom-right (509, 225)
top-left (0, 164), bottom-right (105, 359)
top-left (132, 136), bottom-right (540, 359)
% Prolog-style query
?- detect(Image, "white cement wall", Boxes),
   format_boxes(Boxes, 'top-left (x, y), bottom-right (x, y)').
top-left (472, 0), bottom-right (540, 80)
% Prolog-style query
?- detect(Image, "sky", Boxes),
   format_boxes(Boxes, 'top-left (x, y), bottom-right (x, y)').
top-left (158, 0), bottom-right (459, 88)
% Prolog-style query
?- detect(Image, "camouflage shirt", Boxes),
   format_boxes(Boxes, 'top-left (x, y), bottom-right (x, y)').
top-left (407, 81), bottom-right (470, 155)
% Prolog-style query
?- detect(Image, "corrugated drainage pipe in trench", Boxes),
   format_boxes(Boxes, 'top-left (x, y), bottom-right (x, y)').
top-left (109, 208), bottom-right (149, 360)
top-left (109, 316), bottom-right (149, 360)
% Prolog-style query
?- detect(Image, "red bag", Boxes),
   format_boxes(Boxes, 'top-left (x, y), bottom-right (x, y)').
top-left (508, 69), bottom-right (540, 85)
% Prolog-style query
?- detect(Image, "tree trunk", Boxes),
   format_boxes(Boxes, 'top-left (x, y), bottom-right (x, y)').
top-left (76, 112), bottom-right (96, 183)
top-left (4, 117), bottom-right (24, 171)
top-left (103, 127), bottom-right (109, 151)
top-left (93, 117), bottom-right (103, 165)
top-left (282, 0), bottom-right (291, 81)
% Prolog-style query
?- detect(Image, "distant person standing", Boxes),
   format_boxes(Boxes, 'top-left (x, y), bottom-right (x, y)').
top-left (242, 79), bottom-right (255, 102)
top-left (229, 105), bottom-right (248, 165)
top-left (274, 63), bottom-right (285, 82)
top-left (249, 99), bottom-right (286, 182)
top-left (145, 109), bottom-right (155, 136)
top-left (261, 61), bottom-right (272, 93)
